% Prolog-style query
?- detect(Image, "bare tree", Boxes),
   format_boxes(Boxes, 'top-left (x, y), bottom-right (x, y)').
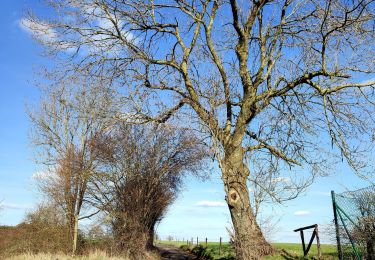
top-left (352, 188), bottom-right (375, 259)
top-left (29, 78), bottom-right (114, 254)
top-left (24, 0), bottom-right (375, 258)
top-left (89, 123), bottom-right (206, 258)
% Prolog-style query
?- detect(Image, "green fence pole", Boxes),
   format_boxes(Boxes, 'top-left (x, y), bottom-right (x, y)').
top-left (336, 207), bottom-right (361, 260)
top-left (332, 191), bottom-right (343, 260)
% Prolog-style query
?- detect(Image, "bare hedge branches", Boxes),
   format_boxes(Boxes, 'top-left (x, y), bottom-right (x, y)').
top-left (88, 123), bottom-right (207, 257)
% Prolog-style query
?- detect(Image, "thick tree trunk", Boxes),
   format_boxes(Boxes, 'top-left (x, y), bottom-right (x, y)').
top-left (220, 151), bottom-right (273, 259)
top-left (146, 223), bottom-right (156, 250)
top-left (367, 239), bottom-right (374, 260)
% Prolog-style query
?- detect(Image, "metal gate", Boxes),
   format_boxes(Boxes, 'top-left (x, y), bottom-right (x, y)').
top-left (331, 186), bottom-right (375, 260)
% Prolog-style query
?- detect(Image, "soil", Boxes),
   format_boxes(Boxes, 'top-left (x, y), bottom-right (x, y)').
top-left (157, 244), bottom-right (198, 260)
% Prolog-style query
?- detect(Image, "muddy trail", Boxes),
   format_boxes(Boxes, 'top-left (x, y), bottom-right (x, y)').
top-left (157, 244), bottom-right (198, 260)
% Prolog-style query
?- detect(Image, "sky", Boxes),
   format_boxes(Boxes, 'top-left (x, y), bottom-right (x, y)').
top-left (0, 0), bottom-right (373, 245)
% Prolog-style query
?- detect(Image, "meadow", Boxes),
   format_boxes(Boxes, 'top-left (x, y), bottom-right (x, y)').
top-left (157, 240), bottom-right (338, 259)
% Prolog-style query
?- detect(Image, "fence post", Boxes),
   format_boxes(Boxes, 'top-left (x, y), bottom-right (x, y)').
top-left (219, 237), bottom-right (222, 255)
top-left (205, 237), bottom-right (208, 247)
top-left (197, 237), bottom-right (198, 246)
top-left (331, 190), bottom-right (343, 260)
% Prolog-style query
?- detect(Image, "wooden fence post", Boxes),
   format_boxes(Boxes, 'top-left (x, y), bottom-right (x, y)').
top-left (219, 237), bottom-right (222, 255)
top-left (205, 237), bottom-right (208, 247)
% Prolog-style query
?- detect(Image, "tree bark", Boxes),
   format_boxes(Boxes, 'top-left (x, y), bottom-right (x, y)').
top-left (220, 150), bottom-right (273, 259)
top-left (146, 223), bottom-right (156, 250)
top-left (72, 215), bottom-right (78, 255)
top-left (367, 239), bottom-right (374, 260)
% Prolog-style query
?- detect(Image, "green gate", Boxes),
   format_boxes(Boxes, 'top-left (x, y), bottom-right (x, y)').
top-left (331, 186), bottom-right (375, 260)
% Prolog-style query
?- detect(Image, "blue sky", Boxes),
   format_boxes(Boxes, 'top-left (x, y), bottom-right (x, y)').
top-left (0, 0), bottom-right (373, 245)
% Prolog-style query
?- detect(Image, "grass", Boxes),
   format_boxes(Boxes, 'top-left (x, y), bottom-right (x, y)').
top-left (157, 240), bottom-right (338, 259)
top-left (4, 250), bottom-right (160, 260)
top-left (4, 251), bottom-right (129, 260)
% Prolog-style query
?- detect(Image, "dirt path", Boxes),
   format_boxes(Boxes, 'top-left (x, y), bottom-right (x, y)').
top-left (157, 244), bottom-right (198, 260)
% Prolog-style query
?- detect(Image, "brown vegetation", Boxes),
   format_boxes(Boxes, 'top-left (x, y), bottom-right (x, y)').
top-left (0, 204), bottom-right (70, 257)
top-left (89, 123), bottom-right (207, 258)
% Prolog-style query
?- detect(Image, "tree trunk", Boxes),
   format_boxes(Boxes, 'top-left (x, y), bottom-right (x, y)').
top-left (146, 223), bottom-right (155, 250)
top-left (367, 239), bottom-right (374, 260)
top-left (72, 215), bottom-right (78, 255)
top-left (220, 151), bottom-right (273, 259)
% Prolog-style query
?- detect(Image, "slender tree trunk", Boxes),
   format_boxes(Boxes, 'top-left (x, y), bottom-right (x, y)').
top-left (72, 215), bottom-right (78, 255)
top-left (220, 150), bottom-right (273, 259)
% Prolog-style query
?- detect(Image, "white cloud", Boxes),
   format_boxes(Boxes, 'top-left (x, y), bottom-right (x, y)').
top-left (195, 201), bottom-right (226, 207)
top-left (294, 210), bottom-right (310, 216)
top-left (19, 18), bottom-right (77, 53)
top-left (19, 18), bottom-right (57, 43)
top-left (3, 203), bottom-right (33, 210)
top-left (311, 191), bottom-right (330, 196)
top-left (31, 171), bottom-right (49, 180)
top-left (359, 78), bottom-right (375, 85)
top-left (272, 177), bottom-right (291, 183)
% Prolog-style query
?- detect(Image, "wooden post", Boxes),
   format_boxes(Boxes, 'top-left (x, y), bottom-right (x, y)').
top-left (197, 237), bottom-right (198, 246)
top-left (300, 230), bottom-right (306, 255)
top-left (219, 237), bottom-right (222, 255)
top-left (294, 224), bottom-right (322, 258)
top-left (205, 237), bottom-right (208, 247)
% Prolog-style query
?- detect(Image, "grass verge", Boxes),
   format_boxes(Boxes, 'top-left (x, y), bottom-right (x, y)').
top-left (157, 241), bottom-right (338, 259)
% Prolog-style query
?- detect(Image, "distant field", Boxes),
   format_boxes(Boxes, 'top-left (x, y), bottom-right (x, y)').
top-left (157, 240), bottom-right (338, 259)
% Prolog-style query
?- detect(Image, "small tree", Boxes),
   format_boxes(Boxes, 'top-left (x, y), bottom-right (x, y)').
top-left (89, 123), bottom-right (206, 257)
top-left (29, 79), bottom-right (113, 254)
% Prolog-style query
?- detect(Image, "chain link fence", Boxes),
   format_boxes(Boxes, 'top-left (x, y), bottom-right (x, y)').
top-left (332, 186), bottom-right (375, 260)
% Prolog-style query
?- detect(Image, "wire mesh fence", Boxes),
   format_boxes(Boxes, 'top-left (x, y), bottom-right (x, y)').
top-left (332, 185), bottom-right (375, 260)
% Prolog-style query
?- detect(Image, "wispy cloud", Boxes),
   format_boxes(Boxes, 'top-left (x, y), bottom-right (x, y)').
top-left (359, 78), bottom-right (375, 85)
top-left (311, 191), bottom-right (330, 196)
top-left (19, 18), bottom-right (76, 53)
top-left (294, 210), bottom-right (310, 216)
top-left (19, 18), bottom-right (57, 42)
top-left (272, 177), bottom-right (290, 183)
top-left (31, 171), bottom-right (49, 180)
top-left (195, 201), bottom-right (226, 208)
top-left (3, 203), bottom-right (33, 210)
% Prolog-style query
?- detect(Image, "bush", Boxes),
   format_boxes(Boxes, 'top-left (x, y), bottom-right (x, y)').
top-left (0, 204), bottom-right (71, 257)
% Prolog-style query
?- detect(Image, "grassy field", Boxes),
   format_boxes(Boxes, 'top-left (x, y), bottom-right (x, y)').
top-left (3, 251), bottom-right (129, 260)
top-left (157, 240), bottom-right (338, 259)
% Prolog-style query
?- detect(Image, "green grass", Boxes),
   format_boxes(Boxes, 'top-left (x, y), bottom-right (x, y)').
top-left (157, 241), bottom-right (338, 259)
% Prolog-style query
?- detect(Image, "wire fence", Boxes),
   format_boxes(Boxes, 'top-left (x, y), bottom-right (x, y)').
top-left (332, 185), bottom-right (375, 260)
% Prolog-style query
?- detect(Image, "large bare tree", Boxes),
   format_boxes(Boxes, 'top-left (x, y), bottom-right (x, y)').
top-left (24, 0), bottom-right (375, 258)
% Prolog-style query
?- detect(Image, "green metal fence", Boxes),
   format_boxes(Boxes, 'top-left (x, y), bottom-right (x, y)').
top-left (331, 186), bottom-right (375, 260)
